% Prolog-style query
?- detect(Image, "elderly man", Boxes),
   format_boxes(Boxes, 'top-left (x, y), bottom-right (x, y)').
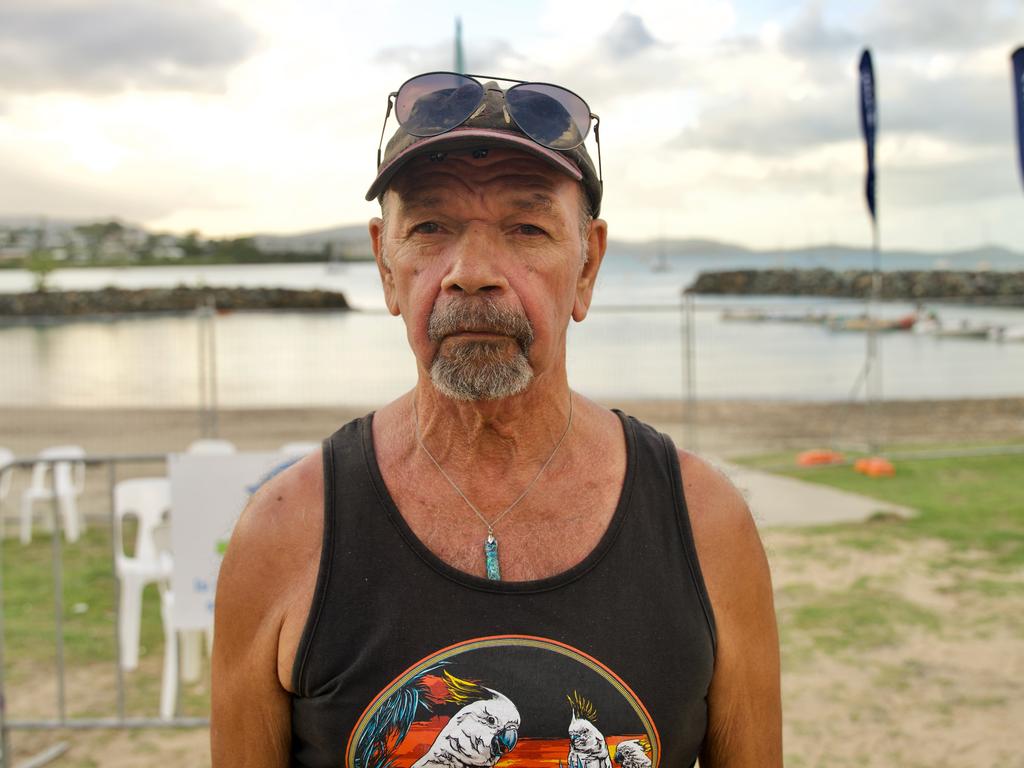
top-left (212, 73), bottom-right (781, 767)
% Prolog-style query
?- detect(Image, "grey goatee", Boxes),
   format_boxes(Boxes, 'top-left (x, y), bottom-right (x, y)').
top-left (427, 299), bottom-right (535, 401)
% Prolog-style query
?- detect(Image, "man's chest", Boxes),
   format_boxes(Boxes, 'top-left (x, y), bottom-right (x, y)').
top-left (385, 459), bottom-right (625, 582)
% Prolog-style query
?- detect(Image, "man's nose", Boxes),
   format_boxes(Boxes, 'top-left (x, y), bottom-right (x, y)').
top-left (440, 226), bottom-right (508, 295)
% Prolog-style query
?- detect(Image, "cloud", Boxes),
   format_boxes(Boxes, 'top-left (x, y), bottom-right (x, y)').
top-left (864, 0), bottom-right (1022, 52)
top-left (373, 38), bottom-right (526, 78)
top-left (679, 66), bottom-right (1015, 157)
top-left (780, 1), bottom-right (858, 58)
top-left (678, 91), bottom-right (857, 155)
top-left (601, 13), bottom-right (658, 58)
top-left (782, 0), bottom-right (1022, 57)
top-left (0, 158), bottom-right (174, 222)
top-left (674, 0), bottom-right (1022, 159)
top-left (884, 72), bottom-right (1016, 147)
top-left (877, 154), bottom-right (1020, 210)
top-left (0, 0), bottom-right (259, 94)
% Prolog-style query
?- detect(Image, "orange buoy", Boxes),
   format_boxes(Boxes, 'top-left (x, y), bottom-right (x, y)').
top-left (797, 450), bottom-right (845, 466)
top-left (855, 457), bottom-right (895, 476)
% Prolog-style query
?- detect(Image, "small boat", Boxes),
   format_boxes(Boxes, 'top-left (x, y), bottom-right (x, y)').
top-left (721, 309), bottom-right (830, 324)
top-left (650, 251), bottom-right (670, 273)
top-left (989, 325), bottom-right (1024, 342)
top-left (828, 314), bottom-right (916, 332)
top-left (912, 310), bottom-right (941, 335)
top-left (934, 322), bottom-right (992, 339)
top-left (721, 309), bottom-right (769, 322)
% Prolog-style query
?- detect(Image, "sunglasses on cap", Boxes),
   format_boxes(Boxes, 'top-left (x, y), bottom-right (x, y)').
top-left (375, 71), bottom-right (602, 182)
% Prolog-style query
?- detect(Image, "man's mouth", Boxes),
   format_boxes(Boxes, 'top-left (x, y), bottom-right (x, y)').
top-left (427, 300), bottom-right (535, 352)
top-left (444, 326), bottom-right (512, 340)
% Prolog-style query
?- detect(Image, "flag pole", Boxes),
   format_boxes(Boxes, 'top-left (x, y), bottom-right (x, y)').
top-left (1012, 47), bottom-right (1024, 193)
top-left (868, 215), bottom-right (881, 453)
top-left (859, 49), bottom-right (881, 453)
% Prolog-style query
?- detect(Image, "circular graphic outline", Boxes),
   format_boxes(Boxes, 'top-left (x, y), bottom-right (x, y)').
top-left (346, 634), bottom-right (661, 768)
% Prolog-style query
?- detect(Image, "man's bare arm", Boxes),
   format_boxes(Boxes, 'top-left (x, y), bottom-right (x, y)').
top-left (682, 451), bottom-right (783, 767)
top-left (211, 454), bottom-right (323, 767)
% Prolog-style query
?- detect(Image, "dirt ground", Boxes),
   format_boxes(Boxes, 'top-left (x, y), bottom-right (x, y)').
top-left (2, 396), bottom-right (1022, 457)
top-left (1, 398), bottom-right (1022, 766)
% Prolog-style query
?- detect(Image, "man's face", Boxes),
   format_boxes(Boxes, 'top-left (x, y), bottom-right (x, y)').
top-left (370, 148), bottom-right (606, 401)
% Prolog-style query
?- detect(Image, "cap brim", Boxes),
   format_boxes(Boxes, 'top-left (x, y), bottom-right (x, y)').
top-left (364, 126), bottom-right (584, 202)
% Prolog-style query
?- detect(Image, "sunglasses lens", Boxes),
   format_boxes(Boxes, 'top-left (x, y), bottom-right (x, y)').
top-left (505, 83), bottom-right (591, 150)
top-left (395, 73), bottom-right (484, 137)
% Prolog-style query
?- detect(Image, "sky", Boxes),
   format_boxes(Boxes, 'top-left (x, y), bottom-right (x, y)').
top-left (0, 0), bottom-right (1023, 252)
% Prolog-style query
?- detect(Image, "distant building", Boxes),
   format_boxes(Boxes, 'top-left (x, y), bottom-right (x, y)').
top-left (151, 235), bottom-right (184, 260)
top-left (0, 245), bottom-right (30, 261)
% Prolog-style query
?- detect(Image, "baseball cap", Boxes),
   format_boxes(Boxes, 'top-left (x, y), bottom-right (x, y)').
top-left (365, 80), bottom-right (602, 216)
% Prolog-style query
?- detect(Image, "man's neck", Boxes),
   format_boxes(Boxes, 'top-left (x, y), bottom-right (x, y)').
top-left (409, 375), bottom-right (574, 472)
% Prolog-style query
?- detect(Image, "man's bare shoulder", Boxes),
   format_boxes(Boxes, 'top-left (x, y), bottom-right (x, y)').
top-left (677, 449), bottom-right (757, 553)
top-left (214, 449), bottom-right (325, 694)
top-left (228, 449), bottom-right (324, 563)
top-left (676, 448), bottom-right (770, 617)
top-left (217, 449), bottom-right (324, 629)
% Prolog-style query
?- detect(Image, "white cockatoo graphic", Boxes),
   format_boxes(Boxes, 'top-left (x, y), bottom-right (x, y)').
top-left (412, 688), bottom-right (521, 768)
top-left (612, 739), bottom-right (652, 768)
top-left (565, 692), bottom-right (611, 768)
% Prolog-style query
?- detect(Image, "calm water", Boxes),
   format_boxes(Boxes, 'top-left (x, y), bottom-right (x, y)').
top-left (1, 252), bottom-right (1022, 407)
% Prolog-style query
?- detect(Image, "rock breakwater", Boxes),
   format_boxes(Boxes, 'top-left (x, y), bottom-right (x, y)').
top-left (0, 285), bottom-right (351, 321)
top-left (687, 269), bottom-right (1024, 305)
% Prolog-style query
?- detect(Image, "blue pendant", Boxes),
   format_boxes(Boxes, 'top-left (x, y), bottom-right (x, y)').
top-left (485, 534), bottom-right (501, 581)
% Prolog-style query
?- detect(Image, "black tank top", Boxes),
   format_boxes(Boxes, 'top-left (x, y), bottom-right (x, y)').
top-left (290, 411), bottom-right (716, 768)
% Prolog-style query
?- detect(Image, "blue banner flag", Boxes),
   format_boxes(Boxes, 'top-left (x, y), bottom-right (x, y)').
top-left (1013, 47), bottom-right (1024, 191)
top-left (858, 49), bottom-right (878, 221)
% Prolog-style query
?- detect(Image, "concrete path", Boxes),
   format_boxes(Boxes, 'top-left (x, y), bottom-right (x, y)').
top-left (712, 459), bottom-right (915, 528)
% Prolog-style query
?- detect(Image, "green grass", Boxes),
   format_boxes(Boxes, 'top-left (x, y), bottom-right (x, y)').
top-left (788, 579), bottom-right (940, 654)
top-left (740, 450), bottom-right (1024, 569)
top-left (1, 527), bottom-right (166, 669)
top-left (1, 525), bottom-right (210, 717)
top-left (746, 447), bottom-right (1024, 677)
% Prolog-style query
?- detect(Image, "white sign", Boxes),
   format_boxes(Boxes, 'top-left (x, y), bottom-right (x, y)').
top-left (167, 452), bottom-right (296, 630)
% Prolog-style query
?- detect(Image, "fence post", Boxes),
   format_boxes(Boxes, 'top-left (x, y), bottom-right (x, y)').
top-left (0, 466), bottom-right (10, 767)
top-left (681, 292), bottom-right (698, 452)
top-left (197, 298), bottom-right (220, 439)
top-left (49, 486), bottom-right (66, 724)
top-left (108, 462), bottom-right (126, 722)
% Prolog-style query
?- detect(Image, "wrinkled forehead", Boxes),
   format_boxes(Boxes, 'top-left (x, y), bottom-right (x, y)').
top-left (386, 149), bottom-right (581, 216)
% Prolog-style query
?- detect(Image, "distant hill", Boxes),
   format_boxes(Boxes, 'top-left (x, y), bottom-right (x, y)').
top-left (252, 224), bottom-right (369, 254)
top-left (2, 215), bottom-right (1022, 264)
top-left (607, 237), bottom-right (751, 256)
top-left (759, 242), bottom-right (1023, 264)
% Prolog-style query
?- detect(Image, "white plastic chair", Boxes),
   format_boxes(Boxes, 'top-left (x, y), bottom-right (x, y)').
top-left (113, 477), bottom-right (173, 671)
top-left (186, 438), bottom-right (236, 455)
top-left (157, 579), bottom-right (178, 719)
top-left (0, 446), bottom-right (13, 499)
top-left (279, 441), bottom-right (320, 457)
top-left (19, 445), bottom-right (86, 544)
top-left (0, 447), bottom-right (13, 537)
top-left (151, 519), bottom-right (178, 719)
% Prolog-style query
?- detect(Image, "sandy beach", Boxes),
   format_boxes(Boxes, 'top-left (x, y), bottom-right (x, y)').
top-left (3, 396), bottom-right (1023, 457)
top-left (1, 397), bottom-right (1022, 766)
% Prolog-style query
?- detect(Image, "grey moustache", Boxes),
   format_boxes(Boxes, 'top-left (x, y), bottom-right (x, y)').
top-left (428, 300), bottom-right (535, 351)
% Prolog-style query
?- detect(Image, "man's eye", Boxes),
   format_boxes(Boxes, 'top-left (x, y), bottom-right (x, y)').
top-left (413, 222), bottom-right (441, 234)
top-left (516, 224), bottom-right (546, 236)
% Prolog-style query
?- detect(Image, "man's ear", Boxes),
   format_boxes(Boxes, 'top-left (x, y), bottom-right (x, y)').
top-left (370, 217), bottom-right (400, 316)
top-left (572, 218), bottom-right (607, 322)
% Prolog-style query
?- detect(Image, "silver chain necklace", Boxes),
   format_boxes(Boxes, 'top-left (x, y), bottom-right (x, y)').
top-left (413, 394), bottom-right (574, 581)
